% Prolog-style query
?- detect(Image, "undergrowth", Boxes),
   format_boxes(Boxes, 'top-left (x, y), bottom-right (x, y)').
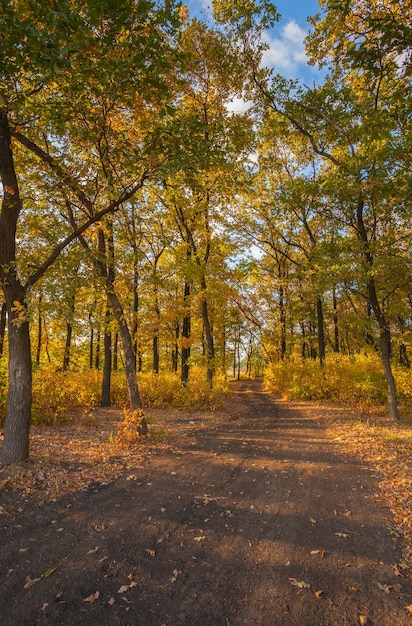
top-left (264, 354), bottom-right (412, 411)
top-left (0, 364), bottom-right (229, 425)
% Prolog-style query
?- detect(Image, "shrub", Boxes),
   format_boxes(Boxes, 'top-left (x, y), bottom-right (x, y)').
top-left (264, 354), bottom-right (389, 407)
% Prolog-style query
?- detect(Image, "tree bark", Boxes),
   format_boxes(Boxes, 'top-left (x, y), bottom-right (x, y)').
top-left (316, 297), bottom-right (326, 365)
top-left (0, 301), bottom-right (7, 359)
top-left (101, 301), bottom-right (112, 407)
top-left (356, 196), bottom-right (400, 419)
top-left (107, 289), bottom-right (142, 409)
top-left (0, 109), bottom-right (32, 465)
top-left (62, 294), bottom-right (75, 372)
top-left (36, 295), bottom-right (42, 366)
top-left (181, 280), bottom-right (191, 384)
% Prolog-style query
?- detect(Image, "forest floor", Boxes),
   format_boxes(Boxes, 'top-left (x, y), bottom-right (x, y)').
top-left (1, 379), bottom-right (412, 625)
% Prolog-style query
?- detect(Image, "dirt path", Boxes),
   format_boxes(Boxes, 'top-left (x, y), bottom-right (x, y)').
top-left (1, 379), bottom-right (412, 625)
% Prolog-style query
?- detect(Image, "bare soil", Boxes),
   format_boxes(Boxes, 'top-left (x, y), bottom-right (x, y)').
top-left (1, 379), bottom-right (412, 625)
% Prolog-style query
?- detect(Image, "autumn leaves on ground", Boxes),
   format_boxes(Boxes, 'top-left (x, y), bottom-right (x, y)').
top-left (1, 379), bottom-right (412, 625)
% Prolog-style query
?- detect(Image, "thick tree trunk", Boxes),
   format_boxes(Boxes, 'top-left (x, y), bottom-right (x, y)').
top-left (0, 109), bottom-right (32, 465)
top-left (0, 298), bottom-right (32, 466)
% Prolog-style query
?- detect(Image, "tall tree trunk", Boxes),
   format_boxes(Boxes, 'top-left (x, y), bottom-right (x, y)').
top-left (62, 294), bottom-right (75, 372)
top-left (88, 309), bottom-right (94, 369)
top-left (1, 296), bottom-right (32, 466)
top-left (279, 285), bottom-right (286, 360)
top-left (316, 297), bottom-right (326, 365)
top-left (181, 280), bottom-right (191, 384)
top-left (0, 110), bottom-right (32, 465)
top-left (107, 289), bottom-right (141, 409)
top-left (113, 331), bottom-right (118, 371)
top-left (36, 295), bottom-right (42, 366)
top-left (94, 328), bottom-right (101, 370)
top-left (152, 286), bottom-right (160, 374)
top-left (101, 301), bottom-right (112, 407)
top-left (200, 276), bottom-right (215, 385)
top-left (0, 301), bottom-right (7, 359)
top-left (171, 320), bottom-right (179, 372)
top-left (356, 196), bottom-right (400, 420)
top-left (333, 288), bottom-right (339, 353)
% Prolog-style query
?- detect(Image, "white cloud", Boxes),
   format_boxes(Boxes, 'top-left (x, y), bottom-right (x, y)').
top-left (225, 97), bottom-right (253, 114)
top-left (261, 20), bottom-right (308, 76)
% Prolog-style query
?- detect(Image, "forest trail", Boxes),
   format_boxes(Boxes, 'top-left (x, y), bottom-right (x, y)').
top-left (1, 379), bottom-right (412, 625)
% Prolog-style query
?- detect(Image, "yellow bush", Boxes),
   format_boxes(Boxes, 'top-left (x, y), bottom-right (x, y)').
top-left (264, 354), bottom-right (388, 406)
top-left (115, 408), bottom-right (145, 448)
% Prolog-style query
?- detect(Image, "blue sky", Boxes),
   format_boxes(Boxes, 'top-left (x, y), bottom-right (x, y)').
top-left (185, 0), bottom-right (323, 82)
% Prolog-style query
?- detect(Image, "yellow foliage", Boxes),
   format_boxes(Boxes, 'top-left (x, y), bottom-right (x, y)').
top-left (264, 354), bottom-right (399, 408)
top-left (115, 408), bottom-right (145, 448)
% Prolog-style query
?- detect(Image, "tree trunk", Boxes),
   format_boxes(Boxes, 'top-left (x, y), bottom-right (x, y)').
top-left (0, 109), bottom-right (32, 465)
top-left (200, 276), bottom-right (215, 384)
top-left (62, 294), bottom-right (75, 372)
top-left (106, 289), bottom-right (142, 410)
top-left (36, 295), bottom-right (42, 366)
top-left (279, 285), bottom-right (286, 360)
top-left (101, 301), bottom-right (112, 406)
top-left (356, 196), bottom-right (400, 419)
top-left (113, 331), bottom-right (119, 371)
top-left (316, 297), bottom-right (326, 365)
top-left (380, 326), bottom-right (400, 420)
top-left (333, 288), bottom-right (339, 353)
top-left (94, 328), bottom-right (101, 370)
top-left (0, 298), bottom-right (32, 465)
top-left (181, 281), bottom-right (191, 384)
top-left (0, 301), bottom-right (7, 359)
top-left (152, 287), bottom-right (160, 374)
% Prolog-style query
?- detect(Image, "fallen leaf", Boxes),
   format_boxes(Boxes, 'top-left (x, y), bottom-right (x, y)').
top-left (377, 582), bottom-right (392, 593)
top-left (405, 604), bottom-right (412, 615)
top-left (19, 547), bottom-right (28, 553)
top-left (310, 550), bottom-right (320, 555)
top-left (41, 567), bottom-right (56, 578)
top-left (129, 581), bottom-right (138, 588)
top-left (289, 577), bottom-right (311, 589)
top-left (194, 536), bottom-right (206, 542)
top-left (24, 576), bottom-right (40, 589)
top-left (87, 546), bottom-right (99, 555)
top-left (145, 549), bottom-right (156, 557)
top-left (118, 585), bottom-right (129, 594)
top-left (359, 616), bottom-right (369, 625)
top-left (83, 591), bottom-right (100, 603)
top-left (309, 517), bottom-right (317, 524)
top-left (108, 597), bottom-right (115, 606)
top-left (315, 590), bottom-right (323, 598)
top-left (41, 603), bottom-right (49, 611)
top-left (335, 532), bottom-right (348, 538)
